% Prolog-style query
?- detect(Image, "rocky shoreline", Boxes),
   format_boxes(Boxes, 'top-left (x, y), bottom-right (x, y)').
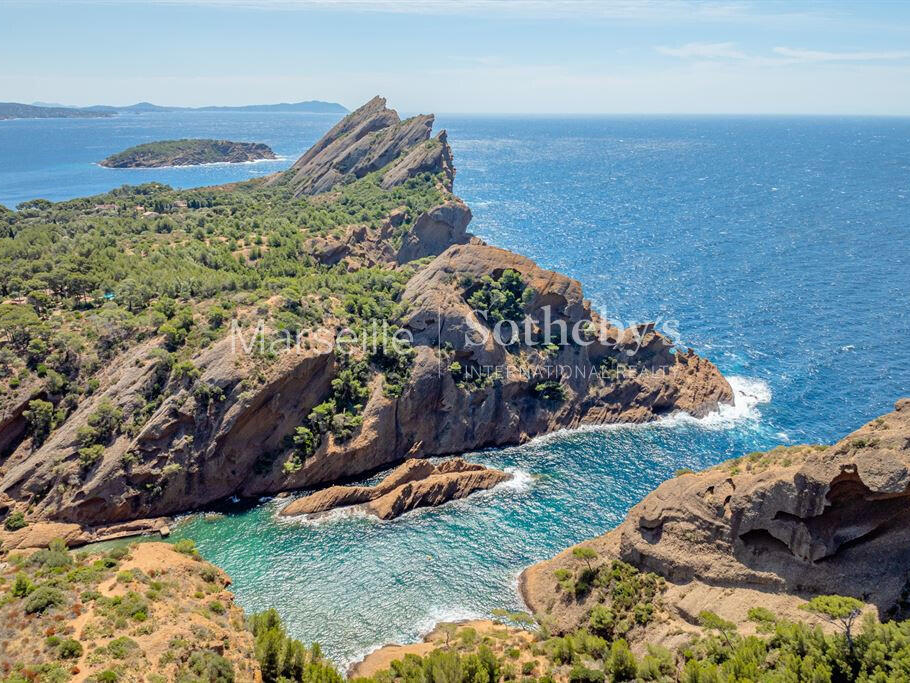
top-left (0, 96), bottom-right (732, 536)
top-left (519, 398), bottom-right (910, 649)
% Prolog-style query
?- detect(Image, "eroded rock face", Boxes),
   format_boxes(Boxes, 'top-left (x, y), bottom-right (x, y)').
top-left (381, 131), bottom-right (455, 191)
top-left (0, 96), bottom-right (733, 531)
top-left (275, 96), bottom-right (437, 196)
top-left (523, 398), bottom-right (910, 626)
top-left (280, 457), bottom-right (510, 520)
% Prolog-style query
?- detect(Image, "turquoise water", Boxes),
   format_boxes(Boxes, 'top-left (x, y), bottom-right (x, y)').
top-left (2, 113), bottom-right (908, 666)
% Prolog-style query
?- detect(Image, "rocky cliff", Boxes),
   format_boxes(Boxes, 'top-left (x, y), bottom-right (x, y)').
top-left (271, 96), bottom-right (447, 196)
top-left (522, 398), bottom-right (910, 646)
top-left (0, 96), bottom-right (732, 532)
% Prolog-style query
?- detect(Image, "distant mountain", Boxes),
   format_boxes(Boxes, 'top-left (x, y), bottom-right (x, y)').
top-left (82, 100), bottom-right (349, 114)
top-left (0, 102), bottom-right (113, 120)
top-left (1, 99), bottom-right (348, 121)
top-left (195, 101), bottom-right (348, 113)
top-left (83, 101), bottom-right (173, 113)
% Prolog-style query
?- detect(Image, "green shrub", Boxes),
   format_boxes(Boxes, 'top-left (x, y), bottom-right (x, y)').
top-left (106, 636), bottom-right (140, 659)
top-left (57, 638), bottom-right (83, 659)
top-left (174, 538), bottom-right (199, 557)
top-left (4, 510), bottom-right (27, 531)
top-left (184, 649), bottom-right (234, 683)
top-left (12, 572), bottom-right (34, 597)
top-left (24, 399), bottom-right (55, 445)
top-left (568, 664), bottom-right (604, 683)
top-left (25, 585), bottom-right (65, 614)
top-left (533, 380), bottom-right (566, 402)
top-left (608, 639), bottom-right (637, 681)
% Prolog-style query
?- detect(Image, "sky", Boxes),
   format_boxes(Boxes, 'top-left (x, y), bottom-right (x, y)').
top-left (2, 0), bottom-right (910, 114)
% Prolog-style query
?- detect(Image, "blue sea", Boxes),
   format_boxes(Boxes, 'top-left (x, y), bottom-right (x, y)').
top-left (2, 111), bottom-right (908, 666)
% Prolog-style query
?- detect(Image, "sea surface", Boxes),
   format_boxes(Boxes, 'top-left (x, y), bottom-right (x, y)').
top-left (3, 111), bottom-right (908, 666)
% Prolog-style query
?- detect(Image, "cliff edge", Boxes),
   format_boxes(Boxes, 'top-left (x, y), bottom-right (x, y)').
top-left (0, 96), bottom-right (732, 533)
top-left (521, 398), bottom-right (910, 648)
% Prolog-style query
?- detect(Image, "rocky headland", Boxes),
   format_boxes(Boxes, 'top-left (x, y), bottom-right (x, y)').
top-left (521, 398), bottom-right (910, 651)
top-left (0, 96), bottom-right (731, 536)
top-left (280, 458), bottom-right (511, 520)
top-left (99, 139), bottom-right (277, 168)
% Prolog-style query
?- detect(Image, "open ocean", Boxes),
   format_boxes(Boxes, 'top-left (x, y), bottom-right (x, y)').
top-left (2, 111), bottom-right (908, 666)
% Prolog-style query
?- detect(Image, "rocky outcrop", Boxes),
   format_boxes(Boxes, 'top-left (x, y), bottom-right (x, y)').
top-left (0, 96), bottom-right (733, 532)
top-left (522, 399), bottom-right (910, 641)
top-left (303, 199), bottom-right (472, 268)
top-left (275, 96), bottom-right (437, 196)
top-left (0, 542), bottom-right (260, 681)
top-left (381, 131), bottom-right (455, 191)
top-left (280, 458), bottom-right (510, 520)
top-left (100, 139), bottom-right (276, 167)
top-left (396, 200), bottom-right (473, 263)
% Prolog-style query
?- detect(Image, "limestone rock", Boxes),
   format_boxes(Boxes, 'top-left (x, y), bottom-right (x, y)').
top-left (276, 96), bottom-right (434, 196)
top-left (367, 464), bottom-right (511, 520)
top-left (522, 398), bottom-right (910, 636)
top-left (381, 131), bottom-right (455, 190)
top-left (281, 458), bottom-right (509, 520)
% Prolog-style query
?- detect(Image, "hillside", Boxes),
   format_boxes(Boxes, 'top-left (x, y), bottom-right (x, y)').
top-left (0, 96), bottom-right (731, 533)
top-left (99, 139), bottom-right (277, 168)
top-left (0, 103), bottom-right (112, 121)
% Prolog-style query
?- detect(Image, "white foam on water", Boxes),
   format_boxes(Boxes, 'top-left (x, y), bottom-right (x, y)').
top-left (516, 375), bottom-right (772, 448)
top-left (656, 375), bottom-right (772, 430)
top-left (498, 467), bottom-right (534, 493)
top-left (95, 156), bottom-right (288, 170)
top-left (274, 500), bottom-right (375, 528)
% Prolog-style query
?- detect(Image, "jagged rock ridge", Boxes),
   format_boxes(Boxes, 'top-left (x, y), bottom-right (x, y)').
top-left (271, 95), bottom-right (449, 196)
top-left (0, 97), bottom-right (733, 531)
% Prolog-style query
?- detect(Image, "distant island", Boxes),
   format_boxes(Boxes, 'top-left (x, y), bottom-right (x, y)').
top-left (0, 102), bottom-right (113, 120)
top-left (0, 99), bottom-right (348, 120)
top-left (99, 138), bottom-right (278, 168)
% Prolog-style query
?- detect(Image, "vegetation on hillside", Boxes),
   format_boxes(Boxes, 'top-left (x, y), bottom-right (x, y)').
top-left (0, 168), bottom-right (445, 471)
top-left (0, 539), bottom-right (257, 683)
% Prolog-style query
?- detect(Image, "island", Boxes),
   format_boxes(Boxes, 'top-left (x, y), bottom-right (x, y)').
top-left (0, 102), bottom-right (113, 120)
top-left (0, 99), bottom-right (348, 120)
top-left (99, 138), bottom-right (278, 168)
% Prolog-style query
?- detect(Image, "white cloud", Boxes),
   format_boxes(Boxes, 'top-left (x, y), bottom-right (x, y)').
top-left (772, 46), bottom-right (910, 62)
top-left (657, 43), bottom-right (910, 66)
top-left (656, 42), bottom-right (748, 59)
top-left (7, 0), bottom-right (829, 23)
